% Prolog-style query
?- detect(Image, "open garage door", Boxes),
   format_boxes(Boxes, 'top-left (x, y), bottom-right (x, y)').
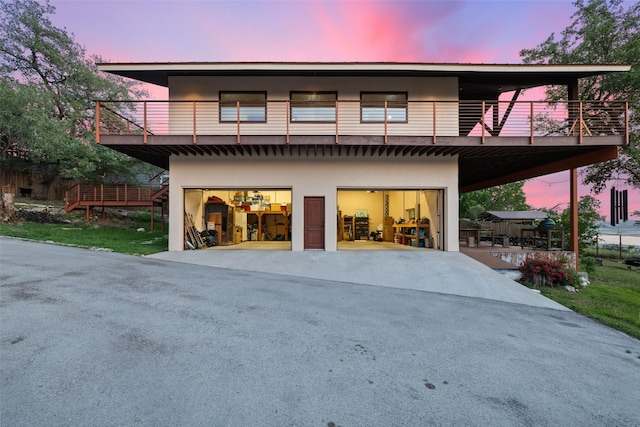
top-left (337, 189), bottom-right (444, 251)
top-left (184, 188), bottom-right (292, 250)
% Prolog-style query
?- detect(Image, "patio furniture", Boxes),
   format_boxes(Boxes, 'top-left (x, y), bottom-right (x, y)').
top-left (520, 228), bottom-right (565, 251)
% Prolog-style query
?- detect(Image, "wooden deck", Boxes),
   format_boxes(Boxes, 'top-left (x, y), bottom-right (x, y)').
top-left (64, 183), bottom-right (169, 231)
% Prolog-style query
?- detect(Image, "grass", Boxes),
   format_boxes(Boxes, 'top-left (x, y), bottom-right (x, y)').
top-left (0, 211), bottom-right (168, 255)
top-left (541, 259), bottom-right (640, 340)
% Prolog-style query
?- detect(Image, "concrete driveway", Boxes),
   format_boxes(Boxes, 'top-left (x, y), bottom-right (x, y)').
top-left (1, 237), bottom-right (639, 426)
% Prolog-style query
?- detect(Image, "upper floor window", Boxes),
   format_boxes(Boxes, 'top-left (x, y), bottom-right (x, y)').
top-left (361, 92), bottom-right (407, 123)
top-left (220, 92), bottom-right (266, 122)
top-left (290, 92), bottom-right (337, 122)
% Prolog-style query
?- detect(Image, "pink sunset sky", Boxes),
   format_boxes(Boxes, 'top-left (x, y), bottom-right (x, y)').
top-left (46, 0), bottom-right (639, 219)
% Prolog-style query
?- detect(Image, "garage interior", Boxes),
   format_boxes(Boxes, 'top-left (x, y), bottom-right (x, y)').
top-left (183, 188), bottom-right (443, 251)
top-left (337, 189), bottom-right (443, 251)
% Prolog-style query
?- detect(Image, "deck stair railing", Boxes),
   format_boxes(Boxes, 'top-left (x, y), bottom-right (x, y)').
top-left (65, 182), bottom-right (169, 230)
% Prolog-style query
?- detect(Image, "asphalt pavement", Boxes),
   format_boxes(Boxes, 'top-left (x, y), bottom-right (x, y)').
top-left (1, 237), bottom-right (639, 426)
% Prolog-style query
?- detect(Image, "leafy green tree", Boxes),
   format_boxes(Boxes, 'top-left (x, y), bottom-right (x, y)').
top-left (543, 196), bottom-right (603, 251)
top-left (520, 0), bottom-right (640, 193)
top-left (459, 181), bottom-right (530, 219)
top-left (0, 0), bottom-right (156, 199)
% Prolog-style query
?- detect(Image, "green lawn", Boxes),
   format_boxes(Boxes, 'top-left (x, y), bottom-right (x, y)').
top-left (541, 259), bottom-right (640, 340)
top-left (0, 215), bottom-right (168, 255)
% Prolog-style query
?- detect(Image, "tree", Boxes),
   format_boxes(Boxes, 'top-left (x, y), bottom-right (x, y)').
top-left (0, 0), bottom-right (156, 199)
top-left (459, 181), bottom-right (530, 219)
top-left (519, 0), bottom-right (640, 194)
top-left (543, 195), bottom-right (603, 251)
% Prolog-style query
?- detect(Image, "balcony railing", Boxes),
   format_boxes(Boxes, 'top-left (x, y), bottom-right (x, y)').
top-left (96, 100), bottom-right (629, 145)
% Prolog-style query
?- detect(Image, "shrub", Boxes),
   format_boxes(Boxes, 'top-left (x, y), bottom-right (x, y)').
top-left (518, 255), bottom-right (578, 288)
top-left (579, 256), bottom-right (597, 276)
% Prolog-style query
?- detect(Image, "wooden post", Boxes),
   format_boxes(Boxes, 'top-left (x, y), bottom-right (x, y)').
top-left (578, 102), bottom-right (583, 144)
top-left (237, 101), bottom-right (241, 144)
top-left (335, 100), bottom-right (339, 144)
top-left (286, 100), bottom-right (290, 144)
top-left (384, 101), bottom-right (388, 144)
top-left (530, 102), bottom-right (534, 144)
top-left (95, 101), bottom-right (101, 143)
top-left (570, 168), bottom-right (579, 269)
top-left (143, 102), bottom-right (148, 144)
top-left (432, 102), bottom-right (437, 144)
top-left (193, 101), bottom-right (197, 145)
top-left (481, 101), bottom-right (485, 144)
top-left (625, 101), bottom-right (629, 145)
top-left (150, 204), bottom-right (154, 233)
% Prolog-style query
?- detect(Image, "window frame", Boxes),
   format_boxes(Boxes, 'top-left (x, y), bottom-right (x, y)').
top-left (289, 91), bottom-right (337, 123)
top-left (360, 92), bottom-right (408, 123)
top-left (219, 91), bottom-right (267, 123)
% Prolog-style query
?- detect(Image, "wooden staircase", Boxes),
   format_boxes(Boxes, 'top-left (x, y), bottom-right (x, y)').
top-left (65, 183), bottom-right (169, 231)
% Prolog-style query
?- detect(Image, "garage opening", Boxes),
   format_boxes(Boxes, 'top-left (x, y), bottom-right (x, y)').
top-left (184, 188), bottom-right (292, 250)
top-left (337, 189), bottom-right (444, 251)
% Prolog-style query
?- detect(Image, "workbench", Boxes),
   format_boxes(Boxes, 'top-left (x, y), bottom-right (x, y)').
top-left (247, 211), bottom-right (291, 241)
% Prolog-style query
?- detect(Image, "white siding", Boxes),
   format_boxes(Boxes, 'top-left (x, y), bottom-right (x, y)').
top-left (167, 76), bottom-right (459, 137)
top-left (168, 154), bottom-right (459, 252)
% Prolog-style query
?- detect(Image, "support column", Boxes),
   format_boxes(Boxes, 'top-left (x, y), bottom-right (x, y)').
top-left (568, 80), bottom-right (580, 270)
top-left (570, 168), bottom-right (579, 268)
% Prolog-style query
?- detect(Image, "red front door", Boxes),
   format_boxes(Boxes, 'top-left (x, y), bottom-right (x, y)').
top-left (304, 197), bottom-right (325, 250)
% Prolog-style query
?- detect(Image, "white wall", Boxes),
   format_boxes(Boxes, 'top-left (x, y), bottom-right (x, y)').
top-left (168, 154), bottom-right (459, 252)
top-left (167, 76), bottom-right (459, 137)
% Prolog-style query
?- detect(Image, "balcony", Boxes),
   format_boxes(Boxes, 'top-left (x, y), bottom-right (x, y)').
top-left (95, 99), bottom-right (628, 191)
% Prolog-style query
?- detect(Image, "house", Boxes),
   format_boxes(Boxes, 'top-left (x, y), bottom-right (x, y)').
top-left (95, 62), bottom-right (630, 252)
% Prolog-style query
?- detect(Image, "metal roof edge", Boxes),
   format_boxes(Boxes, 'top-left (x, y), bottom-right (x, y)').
top-left (96, 61), bottom-right (632, 73)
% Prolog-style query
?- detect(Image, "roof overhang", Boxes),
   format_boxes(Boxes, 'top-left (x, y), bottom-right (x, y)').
top-left (97, 61), bottom-right (632, 98)
top-left (97, 135), bottom-right (621, 193)
top-left (479, 210), bottom-right (550, 221)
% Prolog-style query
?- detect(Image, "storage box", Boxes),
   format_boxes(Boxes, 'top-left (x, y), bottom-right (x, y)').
top-left (270, 203), bottom-right (280, 212)
top-left (286, 203), bottom-right (292, 212)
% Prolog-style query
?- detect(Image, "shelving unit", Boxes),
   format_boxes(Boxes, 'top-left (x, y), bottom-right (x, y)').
top-left (354, 217), bottom-right (369, 240)
top-left (394, 223), bottom-right (431, 248)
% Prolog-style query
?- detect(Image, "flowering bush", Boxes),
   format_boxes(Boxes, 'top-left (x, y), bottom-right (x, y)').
top-left (518, 256), bottom-right (577, 288)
